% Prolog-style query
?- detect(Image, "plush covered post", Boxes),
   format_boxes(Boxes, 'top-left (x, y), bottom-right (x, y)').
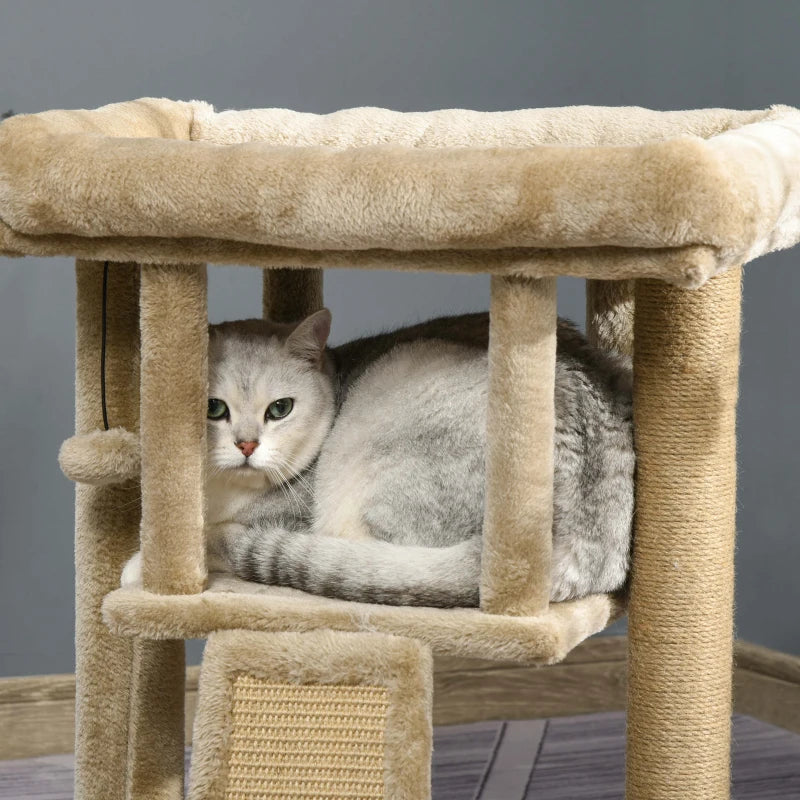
top-left (73, 261), bottom-right (140, 800)
top-left (481, 275), bottom-right (557, 616)
top-left (627, 268), bottom-right (742, 800)
top-left (585, 279), bottom-right (635, 356)
top-left (134, 263), bottom-right (207, 799)
top-left (139, 262), bottom-right (208, 593)
top-left (262, 267), bottom-right (324, 322)
top-left (126, 640), bottom-right (187, 800)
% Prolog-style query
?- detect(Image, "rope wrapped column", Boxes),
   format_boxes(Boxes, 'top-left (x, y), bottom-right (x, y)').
top-left (627, 268), bottom-right (742, 800)
top-left (130, 263), bottom-right (208, 800)
top-left (74, 260), bottom-right (140, 800)
top-left (481, 275), bottom-right (557, 616)
top-left (262, 267), bottom-right (324, 322)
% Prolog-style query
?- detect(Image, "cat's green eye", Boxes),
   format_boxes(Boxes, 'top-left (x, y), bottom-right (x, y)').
top-left (266, 398), bottom-right (294, 420)
top-left (207, 398), bottom-right (229, 420)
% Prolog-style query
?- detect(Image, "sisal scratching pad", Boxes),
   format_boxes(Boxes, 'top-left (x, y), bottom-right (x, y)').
top-left (226, 679), bottom-right (388, 799)
top-left (188, 630), bottom-right (432, 800)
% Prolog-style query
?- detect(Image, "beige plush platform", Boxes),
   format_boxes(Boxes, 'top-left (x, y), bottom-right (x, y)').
top-left (3, 98), bottom-right (800, 286)
top-left (103, 574), bottom-right (621, 666)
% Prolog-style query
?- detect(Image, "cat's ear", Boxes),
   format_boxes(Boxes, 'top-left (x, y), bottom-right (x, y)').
top-left (286, 308), bottom-right (332, 365)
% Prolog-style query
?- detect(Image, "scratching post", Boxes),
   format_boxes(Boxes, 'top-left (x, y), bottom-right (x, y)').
top-left (481, 275), bottom-right (557, 616)
top-left (73, 261), bottom-right (140, 800)
top-left (262, 267), bottom-right (324, 322)
top-left (627, 268), bottom-right (742, 800)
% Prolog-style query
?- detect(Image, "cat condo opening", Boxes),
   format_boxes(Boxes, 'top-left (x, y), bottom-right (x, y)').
top-left (2, 97), bottom-right (798, 800)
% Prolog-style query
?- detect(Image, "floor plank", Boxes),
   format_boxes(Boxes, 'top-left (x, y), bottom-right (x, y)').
top-left (431, 720), bottom-right (502, 800)
top-left (1, 713), bottom-right (798, 800)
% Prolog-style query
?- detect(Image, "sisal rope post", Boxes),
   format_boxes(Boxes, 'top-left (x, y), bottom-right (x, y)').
top-left (262, 267), bottom-right (324, 323)
top-left (481, 275), bottom-right (557, 616)
top-left (73, 261), bottom-right (140, 800)
top-left (586, 278), bottom-right (635, 356)
top-left (627, 268), bottom-right (742, 800)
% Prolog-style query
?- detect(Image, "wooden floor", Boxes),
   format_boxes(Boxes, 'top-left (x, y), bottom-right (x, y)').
top-left (1, 712), bottom-right (798, 799)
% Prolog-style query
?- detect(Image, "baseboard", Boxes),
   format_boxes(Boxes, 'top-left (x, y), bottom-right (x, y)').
top-left (1, 636), bottom-right (797, 760)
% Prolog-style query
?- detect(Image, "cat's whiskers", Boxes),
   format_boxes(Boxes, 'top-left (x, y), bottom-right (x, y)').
top-left (264, 464), bottom-right (303, 516)
top-left (271, 456), bottom-right (315, 508)
top-left (273, 454), bottom-right (315, 495)
top-left (276, 469), bottom-right (310, 517)
top-left (268, 460), bottom-right (311, 517)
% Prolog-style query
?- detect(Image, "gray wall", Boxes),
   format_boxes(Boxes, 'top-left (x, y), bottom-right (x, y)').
top-left (1, 0), bottom-right (798, 676)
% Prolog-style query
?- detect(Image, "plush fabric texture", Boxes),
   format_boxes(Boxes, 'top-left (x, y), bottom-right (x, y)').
top-left (585, 279), bottom-right (636, 356)
top-left (73, 262), bottom-right (140, 800)
top-left (2, 99), bottom-right (800, 284)
top-left (102, 574), bottom-right (621, 666)
top-left (139, 263), bottom-right (208, 595)
top-left (262, 267), bottom-right (324, 323)
top-left (73, 261), bottom-right (188, 800)
top-left (188, 630), bottom-right (432, 800)
top-left (0, 231), bottom-right (722, 288)
top-left (126, 640), bottom-right (186, 800)
top-left (58, 427), bottom-right (140, 485)
top-left (481, 276), bottom-right (556, 616)
top-left (627, 269), bottom-right (741, 800)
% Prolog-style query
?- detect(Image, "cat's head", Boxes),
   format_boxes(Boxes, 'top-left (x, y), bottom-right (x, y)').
top-left (206, 309), bottom-right (335, 489)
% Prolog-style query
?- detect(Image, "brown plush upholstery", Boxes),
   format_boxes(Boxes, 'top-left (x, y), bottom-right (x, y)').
top-left (481, 275), bottom-right (556, 616)
top-left (73, 262), bottom-right (140, 800)
top-left (262, 267), bottom-right (324, 322)
top-left (102, 575), bottom-right (621, 666)
top-left (139, 263), bottom-right (208, 596)
top-left (3, 99), bottom-right (800, 285)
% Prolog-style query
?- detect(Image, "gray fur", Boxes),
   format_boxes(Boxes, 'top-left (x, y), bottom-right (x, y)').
top-left (204, 311), bottom-right (634, 608)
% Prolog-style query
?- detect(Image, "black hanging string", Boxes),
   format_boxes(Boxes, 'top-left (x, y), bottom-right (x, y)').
top-left (100, 261), bottom-right (110, 430)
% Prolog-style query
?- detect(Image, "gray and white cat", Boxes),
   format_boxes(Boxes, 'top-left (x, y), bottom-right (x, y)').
top-left (122, 310), bottom-right (634, 607)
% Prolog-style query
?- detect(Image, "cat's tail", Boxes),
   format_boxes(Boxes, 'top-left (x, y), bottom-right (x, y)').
top-left (225, 525), bottom-right (483, 608)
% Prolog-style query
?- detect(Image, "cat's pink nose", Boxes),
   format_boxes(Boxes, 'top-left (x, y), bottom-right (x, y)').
top-left (236, 440), bottom-right (259, 458)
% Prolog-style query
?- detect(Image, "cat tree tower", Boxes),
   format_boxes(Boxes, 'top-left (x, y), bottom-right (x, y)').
top-left (2, 98), bottom-right (799, 800)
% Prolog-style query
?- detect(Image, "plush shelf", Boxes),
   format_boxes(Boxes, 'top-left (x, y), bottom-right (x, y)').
top-left (3, 98), bottom-right (800, 286)
top-left (102, 574), bottom-right (624, 666)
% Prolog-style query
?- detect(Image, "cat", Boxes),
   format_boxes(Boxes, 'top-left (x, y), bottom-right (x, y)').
top-left (122, 309), bottom-right (634, 607)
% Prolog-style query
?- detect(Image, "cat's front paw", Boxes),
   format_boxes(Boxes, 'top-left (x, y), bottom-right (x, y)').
top-left (120, 551), bottom-right (142, 587)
